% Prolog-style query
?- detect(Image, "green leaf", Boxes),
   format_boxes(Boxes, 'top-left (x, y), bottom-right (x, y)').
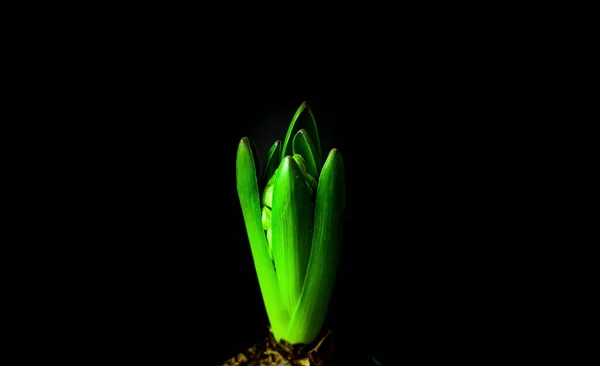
top-left (262, 140), bottom-right (281, 188)
top-left (281, 102), bottom-right (322, 163)
top-left (286, 148), bottom-right (346, 344)
top-left (292, 129), bottom-right (321, 180)
top-left (247, 137), bottom-right (261, 180)
top-left (271, 155), bottom-right (314, 318)
top-left (236, 137), bottom-right (288, 337)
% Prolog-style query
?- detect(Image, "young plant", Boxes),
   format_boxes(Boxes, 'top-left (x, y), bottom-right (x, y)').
top-left (236, 101), bottom-right (346, 345)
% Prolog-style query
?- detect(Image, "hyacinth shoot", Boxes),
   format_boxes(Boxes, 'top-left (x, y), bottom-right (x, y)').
top-left (236, 102), bottom-right (346, 345)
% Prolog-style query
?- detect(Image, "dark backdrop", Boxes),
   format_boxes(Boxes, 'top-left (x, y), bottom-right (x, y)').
top-left (67, 55), bottom-right (515, 364)
top-left (20, 4), bottom-right (551, 362)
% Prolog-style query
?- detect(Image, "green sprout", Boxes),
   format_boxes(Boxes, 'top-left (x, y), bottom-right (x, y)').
top-left (236, 101), bottom-right (346, 345)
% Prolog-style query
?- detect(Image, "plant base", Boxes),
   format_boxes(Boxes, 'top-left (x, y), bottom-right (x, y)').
top-left (224, 326), bottom-right (335, 366)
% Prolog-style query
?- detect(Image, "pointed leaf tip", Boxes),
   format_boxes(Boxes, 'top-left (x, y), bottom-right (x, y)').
top-left (262, 140), bottom-right (282, 188)
top-left (238, 137), bottom-right (249, 149)
top-left (281, 102), bottom-right (322, 163)
top-left (282, 154), bottom-right (295, 165)
top-left (237, 137), bottom-right (260, 180)
top-left (293, 129), bottom-right (321, 178)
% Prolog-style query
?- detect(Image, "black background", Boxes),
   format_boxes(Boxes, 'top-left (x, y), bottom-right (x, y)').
top-left (47, 37), bottom-right (527, 364)
top-left (84, 86), bottom-right (508, 365)
top-left (14, 4), bottom-right (570, 362)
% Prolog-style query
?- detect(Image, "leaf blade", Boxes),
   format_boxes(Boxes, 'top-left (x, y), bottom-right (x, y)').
top-left (262, 140), bottom-right (281, 188)
top-left (292, 129), bottom-right (321, 179)
top-left (281, 102), bottom-right (322, 163)
top-left (236, 137), bottom-right (288, 337)
top-left (271, 155), bottom-right (314, 323)
top-left (286, 148), bottom-right (346, 344)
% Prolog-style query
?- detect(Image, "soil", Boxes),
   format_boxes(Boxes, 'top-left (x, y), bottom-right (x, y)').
top-left (223, 326), bottom-right (336, 366)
